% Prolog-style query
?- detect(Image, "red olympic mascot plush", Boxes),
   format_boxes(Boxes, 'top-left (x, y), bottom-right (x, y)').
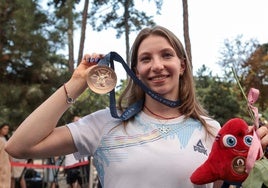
top-left (190, 118), bottom-right (257, 184)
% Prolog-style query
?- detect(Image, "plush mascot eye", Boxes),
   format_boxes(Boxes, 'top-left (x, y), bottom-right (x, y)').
top-left (244, 135), bottom-right (253, 147)
top-left (223, 134), bottom-right (237, 147)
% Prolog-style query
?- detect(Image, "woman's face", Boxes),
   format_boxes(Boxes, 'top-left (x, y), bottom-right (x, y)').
top-left (0, 125), bottom-right (9, 136)
top-left (135, 35), bottom-right (185, 100)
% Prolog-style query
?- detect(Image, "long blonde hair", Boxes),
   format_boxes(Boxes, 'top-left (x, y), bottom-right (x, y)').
top-left (118, 25), bottom-right (211, 130)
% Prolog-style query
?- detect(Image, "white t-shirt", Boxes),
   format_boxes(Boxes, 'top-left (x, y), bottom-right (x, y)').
top-left (65, 153), bottom-right (88, 167)
top-left (67, 108), bottom-right (221, 188)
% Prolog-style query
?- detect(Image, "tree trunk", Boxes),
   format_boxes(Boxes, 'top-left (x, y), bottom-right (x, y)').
top-left (182, 0), bottom-right (192, 69)
top-left (124, 0), bottom-right (130, 79)
top-left (77, 0), bottom-right (89, 65)
top-left (67, 0), bottom-right (74, 72)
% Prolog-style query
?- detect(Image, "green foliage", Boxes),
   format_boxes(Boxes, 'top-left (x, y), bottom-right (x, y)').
top-left (0, 83), bottom-right (56, 129)
top-left (217, 35), bottom-right (259, 82)
top-left (195, 65), bottom-right (216, 105)
top-left (59, 79), bottom-right (127, 125)
top-left (0, 0), bottom-right (69, 128)
top-left (243, 43), bottom-right (268, 112)
top-left (195, 62), bottom-right (268, 126)
top-left (88, 0), bottom-right (163, 64)
top-left (203, 81), bottom-right (240, 125)
top-left (59, 89), bottom-right (110, 125)
top-left (0, 0), bottom-right (128, 129)
top-left (89, 0), bottom-right (162, 38)
top-left (115, 79), bottom-right (127, 97)
top-left (217, 36), bottom-right (268, 124)
top-left (195, 65), bottom-right (240, 125)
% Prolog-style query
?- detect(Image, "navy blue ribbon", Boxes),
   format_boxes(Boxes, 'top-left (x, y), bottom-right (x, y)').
top-left (98, 51), bottom-right (181, 120)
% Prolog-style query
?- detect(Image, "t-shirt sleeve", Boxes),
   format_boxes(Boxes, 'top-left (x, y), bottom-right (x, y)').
top-left (67, 108), bottom-right (121, 159)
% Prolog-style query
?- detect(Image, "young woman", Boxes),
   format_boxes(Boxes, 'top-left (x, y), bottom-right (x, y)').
top-left (1, 123), bottom-right (11, 187)
top-left (5, 26), bottom-right (268, 188)
top-left (0, 123), bottom-right (10, 141)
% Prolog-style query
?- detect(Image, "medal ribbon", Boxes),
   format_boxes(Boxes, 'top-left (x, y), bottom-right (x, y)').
top-left (98, 51), bottom-right (181, 120)
top-left (246, 88), bottom-right (263, 173)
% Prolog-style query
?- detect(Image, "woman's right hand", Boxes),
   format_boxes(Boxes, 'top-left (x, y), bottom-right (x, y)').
top-left (65, 53), bottom-right (105, 98)
top-left (71, 53), bottom-right (104, 84)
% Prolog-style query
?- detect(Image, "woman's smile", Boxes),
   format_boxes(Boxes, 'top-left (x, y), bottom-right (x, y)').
top-left (149, 74), bottom-right (169, 82)
top-left (136, 35), bottom-right (184, 97)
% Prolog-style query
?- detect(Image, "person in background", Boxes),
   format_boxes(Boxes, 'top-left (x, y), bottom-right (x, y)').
top-left (0, 123), bottom-right (11, 187)
top-left (11, 157), bottom-right (27, 188)
top-left (0, 123), bottom-right (10, 141)
top-left (44, 155), bottom-right (64, 188)
top-left (263, 122), bottom-right (268, 158)
top-left (10, 125), bottom-right (27, 188)
top-left (5, 26), bottom-right (268, 188)
top-left (64, 116), bottom-right (89, 188)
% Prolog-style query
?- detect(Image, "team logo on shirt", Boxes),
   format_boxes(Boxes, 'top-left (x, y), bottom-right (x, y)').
top-left (193, 140), bottom-right (207, 156)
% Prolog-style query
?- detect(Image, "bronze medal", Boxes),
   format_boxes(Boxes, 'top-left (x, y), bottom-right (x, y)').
top-left (232, 156), bottom-right (247, 175)
top-left (87, 65), bottom-right (117, 94)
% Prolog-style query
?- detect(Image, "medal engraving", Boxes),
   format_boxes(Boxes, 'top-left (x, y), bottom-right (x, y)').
top-left (232, 156), bottom-right (246, 175)
top-left (87, 65), bottom-right (117, 94)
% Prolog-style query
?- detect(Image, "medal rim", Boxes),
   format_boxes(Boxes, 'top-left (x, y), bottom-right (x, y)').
top-left (87, 65), bottom-right (117, 94)
top-left (232, 156), bottom-right (247, 175)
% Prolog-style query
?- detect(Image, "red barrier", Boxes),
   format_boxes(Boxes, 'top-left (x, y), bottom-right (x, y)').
top-left (11, 161), bottom-right (89, 169)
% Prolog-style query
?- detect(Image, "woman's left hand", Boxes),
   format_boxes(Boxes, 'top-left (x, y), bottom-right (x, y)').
top-left (256, 125), bottom-right (268, 151)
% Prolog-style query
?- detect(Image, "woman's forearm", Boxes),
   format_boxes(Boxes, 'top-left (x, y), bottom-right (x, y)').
top-left (5, 78), bottom-right (87, 158)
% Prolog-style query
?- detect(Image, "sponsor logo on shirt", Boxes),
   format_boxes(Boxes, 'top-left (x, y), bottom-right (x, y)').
top-left (193, 140), bottom-right (207, 156)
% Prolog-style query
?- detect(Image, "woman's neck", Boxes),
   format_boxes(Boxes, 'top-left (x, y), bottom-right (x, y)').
top-left (143, 98), bottom-right (181, 120)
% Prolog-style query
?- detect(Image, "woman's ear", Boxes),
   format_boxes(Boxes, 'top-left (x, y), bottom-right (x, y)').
top-left (133, 67), bottom-right (140, 78)
top-left (180, 59), bottom-right (186, 75)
